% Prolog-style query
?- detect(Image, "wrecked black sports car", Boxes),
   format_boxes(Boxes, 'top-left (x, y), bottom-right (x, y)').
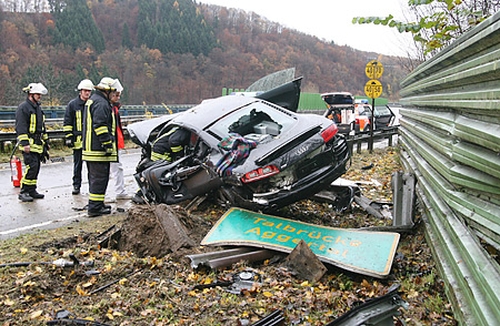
top-left (127, 78), bottom-right (351, 212)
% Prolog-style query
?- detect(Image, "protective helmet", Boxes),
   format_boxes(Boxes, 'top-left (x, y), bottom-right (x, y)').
top-left (77, 79), bottom-right (94, 91)
top-left (95, 77), bottom-right (120, 91)
top-left (23, 83), bottom-right (48, 95)
top-left (114, 79), bottom-right (123, 93)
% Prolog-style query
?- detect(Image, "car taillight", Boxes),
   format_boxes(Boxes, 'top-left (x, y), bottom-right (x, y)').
top-left (355, 118), bottom-right (360, 124)
top-left (321, 124), bottom-right (338, 143)
top-left (241, 165), bottom-right (280, 183)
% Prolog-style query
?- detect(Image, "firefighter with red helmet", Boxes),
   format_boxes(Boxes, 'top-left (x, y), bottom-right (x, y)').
top-left (63, 79), bottom-right (94, 195)
top-left (15, 82), bottom-right (49, 202)
top-left (82, 77), bottom-right (120, 217)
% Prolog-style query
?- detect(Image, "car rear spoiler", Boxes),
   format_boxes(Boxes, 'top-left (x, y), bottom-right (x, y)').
top-left (256, 77), bottom-right (302, 113)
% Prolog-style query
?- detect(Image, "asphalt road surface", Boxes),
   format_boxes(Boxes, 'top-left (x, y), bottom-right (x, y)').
top-left (0, 149), bottom-right (141, 240)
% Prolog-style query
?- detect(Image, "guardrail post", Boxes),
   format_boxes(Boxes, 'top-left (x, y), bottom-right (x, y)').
top-left (391, 171), bottom-right (415, 227)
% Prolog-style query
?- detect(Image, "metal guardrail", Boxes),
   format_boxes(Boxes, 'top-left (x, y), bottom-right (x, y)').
top-left (0, 104), bottom-right (194, 120)
top-left (399, 11), bottom-right (500, 325)
top-left (0, 115), bottom-right (151, 151)
top-left (0, 116), bottom-right (399, 153)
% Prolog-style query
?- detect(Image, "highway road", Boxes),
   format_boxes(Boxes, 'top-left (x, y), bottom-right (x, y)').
top-left (0, 149), bottom-right (142, 240)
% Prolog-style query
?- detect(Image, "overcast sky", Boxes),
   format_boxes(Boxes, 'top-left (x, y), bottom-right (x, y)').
top-left (198, 0), bottom-right (414, 57)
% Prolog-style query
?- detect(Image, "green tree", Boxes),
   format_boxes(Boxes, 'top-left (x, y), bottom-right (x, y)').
top-left (122, 22), bottom-right (133, 50)
top-left (137, 0), bottom-right (216, 56)
top-left (352, 0), bottom-right (500, 59)
top-left (48, 0), bottom-right (105, 53)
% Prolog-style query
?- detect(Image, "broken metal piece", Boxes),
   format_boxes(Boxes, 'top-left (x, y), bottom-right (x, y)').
top-left (313, 178), bottom-right (361, 212)
top-left (354, 195), bottom-right (387, 219)
top-left (187, 247), bottom-right (276, 270)
top-left (325, 284), bottom-right (408, 326)
top-left (284, 239), bottom-right (327, 282)
top-left (97, 225), bottom-right (122, 249)
top-left (89, 269), bottom-right (142, 295)
top-left (249, 309), bottom-right (285, 326)
top-left (226, 270), bottom-right (262, 294)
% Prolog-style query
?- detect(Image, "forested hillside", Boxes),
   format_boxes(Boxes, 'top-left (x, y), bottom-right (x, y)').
top-left (0, 0), bottom-right (407, 106)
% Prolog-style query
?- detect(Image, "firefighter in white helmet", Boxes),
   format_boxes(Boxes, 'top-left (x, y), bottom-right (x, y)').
top-left (82, 77), bottom-right (121, 217)
top-left (63, 79), bottom-right (94, 195)
top-left (15, 82), bottom-right (49, 202)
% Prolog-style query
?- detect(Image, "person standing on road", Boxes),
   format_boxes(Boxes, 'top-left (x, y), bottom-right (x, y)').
top-left (82, 77), bottom-right (120, 217)
top-left (15, 83), bottom-right (50, 202)
top-left (109, 79), bottom-right (132, 201)
top-left (63, 79), bottom-right (94, 195)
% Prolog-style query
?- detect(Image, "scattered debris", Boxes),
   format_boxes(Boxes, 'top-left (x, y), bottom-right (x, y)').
top-left (226, 270), bottom-right (262, 295)
top-left (97, 225), bottom-right (121, 249)
top-left (187, 247), bottom-right (277, 270)
top-left (89, 269), bottom-right (142, 295)
top-left (361, 163), bottom-right (374, 170)
top-left (248, 309), bottom-right (285, 326)
top-left (284, 239), bottom-right (327, 282)
top-left (325, 284), bottom-right (408, 326)
top-left (353, 195), bottom-right (389, 220)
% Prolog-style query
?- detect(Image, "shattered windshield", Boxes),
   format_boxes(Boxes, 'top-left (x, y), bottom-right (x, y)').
top-left (209, 102), bottom-right (297, 141)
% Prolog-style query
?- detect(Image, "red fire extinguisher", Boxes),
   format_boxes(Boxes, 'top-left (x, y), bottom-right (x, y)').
top-left (10, 155), bottom-right (22, 187)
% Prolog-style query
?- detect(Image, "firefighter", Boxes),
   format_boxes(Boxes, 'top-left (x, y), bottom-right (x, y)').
top-left (150, 126), bottom-right (191, 162)
top-left (131, 126), bottom-right (191, 204)
top-left (82, 77), bottom-right (120, 217)
top-left (15, 82), bottom-right (50, 202)
top-left (63, 79), bottom-right (94, 195)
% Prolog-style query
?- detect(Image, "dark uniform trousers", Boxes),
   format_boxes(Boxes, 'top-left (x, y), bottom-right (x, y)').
top-left (87, 161), bottom-right (110, 212)
top-left (72, 148), bottom-right (83, 189)
top-left (21, 151), bottom-right (41, 194)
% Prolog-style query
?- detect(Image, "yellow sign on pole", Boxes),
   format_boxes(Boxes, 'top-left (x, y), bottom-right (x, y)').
top-left (365, 60), bottom-right (384, 80)
top-left (364, 79), bottom-right (383, 99)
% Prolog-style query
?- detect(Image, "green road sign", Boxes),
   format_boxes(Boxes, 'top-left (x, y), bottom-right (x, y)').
top-left (201, 208), bottom-right (400, 278)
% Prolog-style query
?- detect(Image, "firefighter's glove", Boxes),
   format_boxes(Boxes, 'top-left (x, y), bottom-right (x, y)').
top-left (103, 144), bottom-right (113, 156)
top-left (41, 147), bottom-right (50, 163)
top-left (65, 138), bottom-right (74, 148)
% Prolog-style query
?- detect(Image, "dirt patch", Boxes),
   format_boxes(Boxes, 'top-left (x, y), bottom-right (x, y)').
top-left (117, 204), bottom-right (214, 259)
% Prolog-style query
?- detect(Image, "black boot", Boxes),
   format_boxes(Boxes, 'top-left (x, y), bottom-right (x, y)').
top-left (19, 193), bottom-right (33, 202)
top-left (88, 206), bottom-right (112, 217)
top-left (29, 190), bottom-right (45, 199)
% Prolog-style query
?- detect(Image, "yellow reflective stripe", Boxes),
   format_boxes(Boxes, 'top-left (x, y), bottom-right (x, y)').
top-left (151, 152), bottom-right (171, 162)
top-left (84, 100), bottom-right (93, 153)
top-left (18, 134), bottom-right (29, 141)
top-left (63, 126), bottom-right (73, 132)
top-left (76, 110), bottom-right (82, 131)
top-left (171, 145), bottom-right (183, 153)
top-left (89, 193), bottom-right (105, 202)
top-left (29, 114), bottom-right (36, 134)
top-left (95, 126), bottom-right (108, 135)
top-left (42, 134), bottom-right (48, 141)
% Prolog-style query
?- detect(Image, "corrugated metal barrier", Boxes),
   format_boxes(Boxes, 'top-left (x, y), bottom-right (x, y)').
top-left (398, 11), bottom-right (500, 326)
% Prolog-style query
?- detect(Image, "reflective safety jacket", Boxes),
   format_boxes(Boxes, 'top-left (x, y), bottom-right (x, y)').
top-left (15, 98), bottom-right (48, 154)
top-left (82, 91), bottom-right (118, 162)
top-left (63, 96), bottom-right (86, 150)
top-left (151, 126), bottom-right (190, 162)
